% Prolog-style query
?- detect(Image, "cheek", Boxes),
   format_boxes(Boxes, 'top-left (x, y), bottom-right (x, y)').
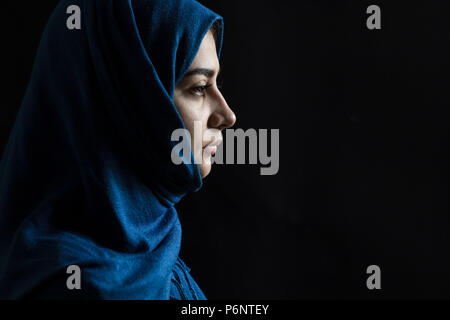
top-left (181, 109), bottom-right (206, 146)
top-left (174, 98), bottom-right (208, 152)
top-left (175, 96), bottom-right (203, 127)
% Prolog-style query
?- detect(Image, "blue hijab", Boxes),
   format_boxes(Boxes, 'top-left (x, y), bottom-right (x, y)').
top-left (0, 0), bottom-right (223, 299)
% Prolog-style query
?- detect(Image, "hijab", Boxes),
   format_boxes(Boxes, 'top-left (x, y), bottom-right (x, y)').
top-left (0, 0), bottom-right (223, 299)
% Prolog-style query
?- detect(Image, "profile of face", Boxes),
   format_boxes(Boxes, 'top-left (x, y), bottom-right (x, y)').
top-left (174, 30), bottom-right (236, 178)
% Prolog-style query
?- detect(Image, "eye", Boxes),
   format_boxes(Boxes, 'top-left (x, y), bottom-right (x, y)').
top-left (191, 84), bottom-right (212, 96)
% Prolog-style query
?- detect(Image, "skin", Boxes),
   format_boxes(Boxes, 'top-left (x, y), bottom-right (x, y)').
top-left (174, 30), bottom-right (236, 178)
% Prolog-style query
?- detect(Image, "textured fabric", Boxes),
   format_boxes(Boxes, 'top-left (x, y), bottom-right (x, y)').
top-left (0, 0), bottom-right (222, 299)
top-left (170, 257), bottom-right (206, 300)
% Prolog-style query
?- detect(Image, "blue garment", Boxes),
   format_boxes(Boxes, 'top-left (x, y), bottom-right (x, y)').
top-left (0, 0), bottom-right (222, 299)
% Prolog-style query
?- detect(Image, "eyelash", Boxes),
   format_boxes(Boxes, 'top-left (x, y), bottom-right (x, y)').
top-left (191, 84), bottom-right (212, 96)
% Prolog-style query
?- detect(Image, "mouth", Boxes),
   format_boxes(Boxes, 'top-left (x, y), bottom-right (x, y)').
top-left (203, 145), bottom-right (218, 156)
top-left (202, 137), bottom-right (222, 156)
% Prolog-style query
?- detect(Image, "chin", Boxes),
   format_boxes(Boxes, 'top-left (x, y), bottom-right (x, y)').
top-left (199, 163), bottom-right (212, 179)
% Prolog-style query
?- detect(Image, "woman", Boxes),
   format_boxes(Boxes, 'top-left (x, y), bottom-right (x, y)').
top-left (0, 0), bottom-right (235, 299)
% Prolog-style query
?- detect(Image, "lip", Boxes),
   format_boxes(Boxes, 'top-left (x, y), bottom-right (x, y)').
top-left (202, 137), bottom-right (222, 156)
top-left (204, 145), bottom-right (217, 156)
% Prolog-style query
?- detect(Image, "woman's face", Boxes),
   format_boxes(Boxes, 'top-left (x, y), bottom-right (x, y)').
top-left (174, 30), bottom-right (236, 178)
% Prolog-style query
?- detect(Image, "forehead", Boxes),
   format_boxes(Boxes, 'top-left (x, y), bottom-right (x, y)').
top-left (188, 31), bottom-right (219, 71)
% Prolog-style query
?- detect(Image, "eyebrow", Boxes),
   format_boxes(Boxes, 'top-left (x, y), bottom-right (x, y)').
top-left (184, 67), bottom-right (220, 78)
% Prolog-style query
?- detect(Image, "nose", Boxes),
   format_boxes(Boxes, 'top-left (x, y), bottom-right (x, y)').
top-left (207, 88), bottom-right (236, 131)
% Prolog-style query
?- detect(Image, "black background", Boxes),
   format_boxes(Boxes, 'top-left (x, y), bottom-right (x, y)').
top-left (1, 1), bottom-right (449, 299)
